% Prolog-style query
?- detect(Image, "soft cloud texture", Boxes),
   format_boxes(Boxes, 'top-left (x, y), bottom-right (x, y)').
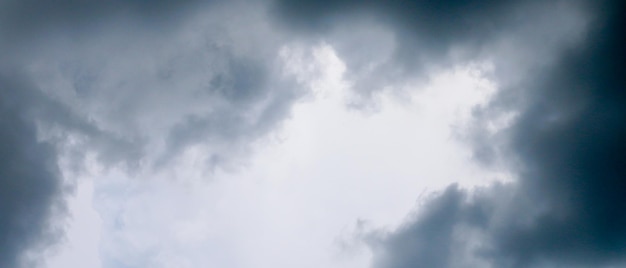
top-left (1, 1), bottom-right (308, 266)
top-left (1, 0), bottom-right (624, 267)
top-left (272, 0), bottom-right (626, 267)
top-left (87, 48), bottom-right (502, 268)
top-left (271, 0), bottom-right (587, 104)
top-left (270, 0), bottom-right (626, 267)
top-left (0, 76), bottom-right (66, 268)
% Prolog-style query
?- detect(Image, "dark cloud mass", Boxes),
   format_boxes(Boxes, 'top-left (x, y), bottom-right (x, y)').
top-left (490, 2), bottom-right (626, 265)
top-left (274, 0), bottom-right (626, 267)
top-left (272, 0), bottom-right (552, 103)
top-left (0, 77), bottom-right (66, 268)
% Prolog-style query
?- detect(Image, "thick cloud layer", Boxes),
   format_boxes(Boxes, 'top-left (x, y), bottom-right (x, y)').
top-left (273, 0), bottom-right (626, 267)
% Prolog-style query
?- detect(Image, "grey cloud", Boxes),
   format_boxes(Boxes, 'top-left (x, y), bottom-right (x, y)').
top-left (160, 53), bottom-right (303, 169)
top-left (16, 0), bottom-right (304, 168)
top-left (0, 75), bottom-right (66, 268)
top-left (370, 186), bottom-right (466, 268)
top-left (0, 0), bottom-right (201, 37)
top-left (271, 0), bottom-right (557, 103)
top-left (0, 0), bottom-right (308, 266)
top-left (482, 2), bottom-right (626, 265)
top-left (273, 0), bottom-right (626, 267)
top-left (2, 0), bottom-right (622, 267)
top-left (0, 69), bottom-right (147, 267)
top-left (399, 2), bottom-right (625, 267)
top-left (363, 183), bottom-right (515, 268)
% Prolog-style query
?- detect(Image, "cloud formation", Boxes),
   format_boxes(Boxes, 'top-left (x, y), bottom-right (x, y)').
top-left (0, 76), bottom-right (66, 268)
top-left (1, 0), bottom-right (624, 267)
top-left (273, 0), bottom-right (626, 267)
top-left (0, 1), bottom-right (307, 266)
top-left (271, 0), bottom-right (581, 103)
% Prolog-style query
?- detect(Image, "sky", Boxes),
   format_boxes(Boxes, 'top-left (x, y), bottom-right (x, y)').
top-left (0, 0), bottom-right (624, 268)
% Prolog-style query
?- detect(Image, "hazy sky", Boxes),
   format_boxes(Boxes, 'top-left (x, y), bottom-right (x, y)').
top-left (1, 0), bottom-right (624, 268)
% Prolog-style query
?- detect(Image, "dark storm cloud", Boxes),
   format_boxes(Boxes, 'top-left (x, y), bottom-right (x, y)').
top-left (481, 2), bottom-right (626, 266)
top-left (273, 0), bottom-right (626, 267)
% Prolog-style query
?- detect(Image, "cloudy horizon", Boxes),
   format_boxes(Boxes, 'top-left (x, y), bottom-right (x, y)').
top-left (1, 0), bottom-right (624, 267)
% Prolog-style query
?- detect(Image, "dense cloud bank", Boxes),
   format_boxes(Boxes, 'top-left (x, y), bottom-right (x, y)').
top-left (272, 0), bottom-right (626, 266)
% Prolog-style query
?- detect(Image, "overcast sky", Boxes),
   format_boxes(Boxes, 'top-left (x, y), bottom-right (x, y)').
top-left (1, 0), bottom-right (625, 268)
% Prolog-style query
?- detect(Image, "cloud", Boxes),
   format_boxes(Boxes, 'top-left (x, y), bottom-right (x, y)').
top-left (271, 0), bottom-right (583, 103)
top-left (0, 1), bottom-right (309, 266)
top-left (273, 0), bottom-right (626, 267)
top-left (0, 75), bottom-right (66, 268)
top-left (0, 0), bottom-right (201, 39)
top-left (479, 1), bottom-right (626, 265)
top-left (2, 0), bottom-right (624, 267)
top-left (369, 186), bottom-right (466, 268)
top-left (17, 0), bottom-right (304, 168)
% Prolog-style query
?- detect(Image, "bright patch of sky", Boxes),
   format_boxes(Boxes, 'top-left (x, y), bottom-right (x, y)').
top-left (47, 43), bottom-right (509, 268)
